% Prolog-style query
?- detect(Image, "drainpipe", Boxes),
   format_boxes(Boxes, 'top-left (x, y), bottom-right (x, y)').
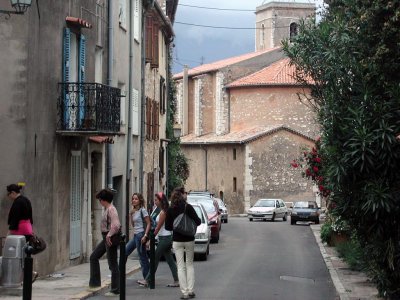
top-left (125, 0), bottom-right (134, 235)
top-left (107, 0), bottom-right (114, 189)
top-left (202, 145), bottom-right (208, 190)
top-left (139, 5), bottom-right (147, 193)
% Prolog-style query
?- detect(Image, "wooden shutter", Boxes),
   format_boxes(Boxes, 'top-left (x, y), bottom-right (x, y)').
top-left (78, 34), bottom-right (86, 127)
top-left (146, 97), bottom-right (152, 140)
top-left (70, 151), bottom-right (82, 259)
top-left (147, 172), bottom-right (154, 210)
top-left (151, 21), bottom-right (159, 68)
top-left (63, 28), bottom-right (71, 129)
top-left (145, 15), bottom-right (153, 63)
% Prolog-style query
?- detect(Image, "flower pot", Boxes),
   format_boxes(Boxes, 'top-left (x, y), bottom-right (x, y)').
top-left (329, 232), bottom-right (349, 246)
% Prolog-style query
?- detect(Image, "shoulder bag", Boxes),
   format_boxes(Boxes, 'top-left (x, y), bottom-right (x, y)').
top-left (173, 204), bottom-right (197, 237)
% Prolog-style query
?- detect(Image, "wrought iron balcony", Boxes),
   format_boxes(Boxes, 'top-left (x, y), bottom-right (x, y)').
top-left (57, 82), bottom-right (121, 135)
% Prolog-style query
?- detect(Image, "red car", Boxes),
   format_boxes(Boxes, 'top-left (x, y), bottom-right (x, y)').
top-left (187, 196), bottom-right (221, 243)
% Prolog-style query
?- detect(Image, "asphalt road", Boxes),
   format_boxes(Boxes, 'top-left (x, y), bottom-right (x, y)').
top-left (89, 217), bottom-right (338, 300)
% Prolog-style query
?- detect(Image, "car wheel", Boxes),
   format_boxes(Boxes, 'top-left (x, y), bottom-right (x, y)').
top-left (283, 213), bottom-right (287, 221)
top-left (225, 218), bottom-right (228, 224)
top-left (206, 245), bottom-right (209, 255)
top-left (249, 218), bottom-right (253, 222)
top-left (271, 213), bottom-right (276, 222)
top-left (291, 219), bottom-right (296, 225)
top-left (315, 219), bottom-right (320, 224)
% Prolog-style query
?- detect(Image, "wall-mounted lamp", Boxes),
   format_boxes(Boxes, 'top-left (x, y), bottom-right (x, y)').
top-left (0, 0), bottom-right (32, 16)
top-left (173, 124), bottom-right (182, 138)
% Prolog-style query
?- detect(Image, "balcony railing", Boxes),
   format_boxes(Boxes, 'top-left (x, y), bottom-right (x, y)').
top-left (57, 82), bottom-right (121, 134)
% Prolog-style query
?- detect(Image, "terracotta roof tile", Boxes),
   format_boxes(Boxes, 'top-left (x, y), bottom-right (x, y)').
top-left (180, 125), bottom-right (315, 145)
top-left (227, 58), bottom-right (312, 88)
top-left (173, 47), bottom-right (281, 79)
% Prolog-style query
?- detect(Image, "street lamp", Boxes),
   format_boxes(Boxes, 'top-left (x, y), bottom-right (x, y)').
top-left (173, 124), bottom-right (182, 138)
top-left (0, 0), bottom-right (32, 15)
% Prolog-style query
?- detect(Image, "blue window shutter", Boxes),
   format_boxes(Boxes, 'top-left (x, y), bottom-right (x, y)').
top-left (63, 28), bottom-right (71, 129)
top-left (78, 34), bottom-right (86, 127)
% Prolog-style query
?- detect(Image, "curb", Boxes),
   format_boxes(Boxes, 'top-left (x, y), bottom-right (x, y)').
top-left (71, 265), bottom-right (141, 299)
top-left (310, 225), bottom-right (349, 300)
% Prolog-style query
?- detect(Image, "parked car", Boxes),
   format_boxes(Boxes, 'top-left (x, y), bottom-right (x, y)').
top-left (215, 198), bottom-right (228, 223)
top-left (290, 201), bottom-right (320, 225)
top-left (191, 203), bottom-right (211, 260)
top-left (187, 196), bottom-right (221, 243)
top-left (247, 198), bottom-right (288, 222)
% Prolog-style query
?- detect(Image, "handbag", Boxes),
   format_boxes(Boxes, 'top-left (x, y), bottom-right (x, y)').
top-left (28, 234), bottom-right (47, 255)
top-left (173, 204), bottom-right (197, 237)
top-left (110, 228), bottom-right (121, 247)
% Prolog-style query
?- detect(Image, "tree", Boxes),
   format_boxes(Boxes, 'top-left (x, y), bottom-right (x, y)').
top-left (283, 1), bottom-right (400, 297)
top-left (166, 50), bottom-right (189, 197)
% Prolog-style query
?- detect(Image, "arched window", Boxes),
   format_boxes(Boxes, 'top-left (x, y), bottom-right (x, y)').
top-left (289, 22), bottom-right (298, 42)
top-left (260, 23), bottom-right (265, 49)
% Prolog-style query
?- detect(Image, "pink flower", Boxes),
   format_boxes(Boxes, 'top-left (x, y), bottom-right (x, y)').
top-left (313, 166), bottom-right (319, 173)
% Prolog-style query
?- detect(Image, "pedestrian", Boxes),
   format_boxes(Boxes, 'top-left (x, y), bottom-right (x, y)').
top-left (165, 187), bottom-right (201, 299)
top-left (7, 183), bottom-right (33, 238)
top-left (6, 183), bottom-right (39, 282)
top-left (142, 192), bottom-right (179, 287)
top-left (89, 189), bottom-right (121, 296)
top-left (125, 193), bottom-right (151, 286)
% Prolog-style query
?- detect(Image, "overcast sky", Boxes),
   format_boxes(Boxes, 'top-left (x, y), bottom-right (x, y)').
top-left (172, 0), bottom-right (324, 74)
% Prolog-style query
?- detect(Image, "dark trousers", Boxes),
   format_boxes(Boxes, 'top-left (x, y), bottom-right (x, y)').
top-left (89, 234), bottom-right (120, 294)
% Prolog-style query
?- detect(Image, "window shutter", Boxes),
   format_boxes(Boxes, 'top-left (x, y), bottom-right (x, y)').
top-left (151, 22), bottom-right (159, 68)
top-left (78, 34), bottom-right (86, 127)
top-left (145, 15), bottom-right (153, 63)
top-left (154, 101), bottom-right (159, 140)
top-left (70, 151), bottom-right (82, 259)
top-left (132, 88), bottom-right (139, 135)
top-left (146, 97), bottom-right (152, 139)
top-left (63, 28), bottom-right (71, 129)
top-left (133, 0), bottom-right (140, 41)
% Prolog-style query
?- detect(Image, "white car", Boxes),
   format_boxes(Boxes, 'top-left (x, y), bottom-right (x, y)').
top-left (191, 203), bottom-right (211, 260)
top-left (248, 198), bottom-right (288, 222)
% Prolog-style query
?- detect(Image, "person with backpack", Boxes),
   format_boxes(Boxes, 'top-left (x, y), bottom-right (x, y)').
top-left (142, 192), bottom-right (179, 288)
top-left (165, 187), bottom-right (201, 299)
top-left (125, 193), bottom-right (151, 286)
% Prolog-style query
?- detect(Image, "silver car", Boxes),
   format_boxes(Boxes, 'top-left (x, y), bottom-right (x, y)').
top-left (248, 199), bottom-right (288, 222)
top-left (191, 203), bottom-right (211, 260)
top-left (215, 198), bottom-right (228, 223)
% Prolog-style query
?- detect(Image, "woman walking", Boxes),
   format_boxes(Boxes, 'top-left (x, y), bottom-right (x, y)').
top-left (89, 189), bottom-right (121, 296)
top-left (125, 193), bottom-right (151, 286)
top-left (143, 192), bottom-right (179, 287)
top-left (7, 184), bottom-right (33, 239)
top-left (165, 187), bottom-right (201, 299)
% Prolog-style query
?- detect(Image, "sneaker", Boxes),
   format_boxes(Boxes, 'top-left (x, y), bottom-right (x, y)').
top-left (88, 285), bottom-right (101, 291)
top-left (180, 295), bottom-right (189, 300)
top-left (137, 279), bottom-right (148, 287)
top-left (104, 291), bottom-right (119, 297)
top-left (189, 292), bottom-right (196, 298)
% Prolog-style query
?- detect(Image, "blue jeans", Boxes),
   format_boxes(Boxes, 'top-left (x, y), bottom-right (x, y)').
top-left (126, 231), bottom-right (149, 279)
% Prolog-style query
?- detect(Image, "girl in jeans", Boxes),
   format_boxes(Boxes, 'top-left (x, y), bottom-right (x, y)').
top-left (142, 192), bottom-right (179, 287)
top-left (125, 193), bottom-right (151, 285)
top-left (165, 187), bottom-right (201, 299)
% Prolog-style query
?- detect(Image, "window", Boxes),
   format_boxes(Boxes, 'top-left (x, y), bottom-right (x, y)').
top-left (233, 177), bottom-right (237, 192)
top-left (160, 76), bottom-right (166, 114)
top-left (119, 0), bottom-right (127, 29)
top-left (145, 13), bottom-right (159, 68)
top-left (233, 148), bottom-right (236, 160)
top-left (145, 97), bottom-right (159, 140)
top-left (260, 23), bottom-right (265, 49)
top-left (63, 28), bottom-right (86, 129)
top-left (290, 22), bottom-right (298, 42)
top-left (133, 0), bottom-right (140, 41)
top-left (146, 97), bottom-right (152, 139)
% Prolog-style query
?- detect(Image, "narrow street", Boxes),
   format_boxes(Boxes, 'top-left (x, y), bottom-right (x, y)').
top-left (89, 217), bottom-right (338, 300)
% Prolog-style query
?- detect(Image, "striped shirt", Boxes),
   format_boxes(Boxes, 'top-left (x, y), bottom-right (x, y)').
top-left (101, 204), bottom-right (121, 236)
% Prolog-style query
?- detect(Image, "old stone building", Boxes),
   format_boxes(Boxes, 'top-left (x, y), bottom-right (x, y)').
top-left (173, 1), bottom-right (318, 213)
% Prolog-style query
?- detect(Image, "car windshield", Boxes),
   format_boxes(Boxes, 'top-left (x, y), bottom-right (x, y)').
top-left (294, 201), bottom-right (318, 209)
top-left (254, 200), bottom-right (275, 207)
top-left (188, 199), bottom-right (216, 214)
top-left (193, 206), bottom-right (206, 223)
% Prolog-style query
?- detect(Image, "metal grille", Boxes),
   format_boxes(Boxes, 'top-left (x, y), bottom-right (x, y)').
top-left (57, 82), bottom-right (121, 133)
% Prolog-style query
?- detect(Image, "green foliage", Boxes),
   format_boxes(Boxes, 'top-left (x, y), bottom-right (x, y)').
top-left (283, 0), bottom-right (400, 298)
top-left (320, 222), bottom-right (333, 244)
top-left (166, 50), bottom-right (189, 197)
top-left (336, 234), bottom-right (365, 272)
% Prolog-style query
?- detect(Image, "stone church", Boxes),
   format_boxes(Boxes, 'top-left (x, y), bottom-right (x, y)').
top-left (173, 1), bottom-right (319, 213)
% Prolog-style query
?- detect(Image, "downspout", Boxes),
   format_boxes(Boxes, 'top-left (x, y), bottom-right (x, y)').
top-left (107, 0), bottom-right (114, 189)
top-left (125, 0), bottom-right (134, 235)
top-left (139, 5), bottom-right (146, 194)
top-left (202, 145), bottom-right (208, 190)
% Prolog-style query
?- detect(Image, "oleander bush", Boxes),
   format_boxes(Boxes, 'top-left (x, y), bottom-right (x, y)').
top-left (283, 1), bottom-right (400, 298)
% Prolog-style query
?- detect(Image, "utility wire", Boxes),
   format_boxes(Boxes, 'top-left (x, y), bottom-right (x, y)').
top-left (175, 21), bottom-right (299, 30)
top-left (179, 3), bottom-right (255, 12)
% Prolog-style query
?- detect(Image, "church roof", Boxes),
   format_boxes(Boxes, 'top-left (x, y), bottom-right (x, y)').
top-left (180, 125), bottom-right (316, 145)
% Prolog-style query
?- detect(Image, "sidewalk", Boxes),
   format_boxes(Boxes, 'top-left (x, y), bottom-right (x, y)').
top-left (310, 224), bottom-right (382, 300)
top-left (0, 257), bottom-right (140, 300)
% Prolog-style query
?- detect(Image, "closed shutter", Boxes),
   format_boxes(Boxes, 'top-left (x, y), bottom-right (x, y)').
top-left (147, 172), bottom-right (154, 210)
top-left (70, 151), bottom-right (82, 259)
top-left (63, 28), bottom-right (71, 129)
top-left (78, 35), bottom-right (86, 128)
top-left (151, 22), bottom-right (159, 68)
top-left (133, 0), bottom-right (140, 41)
top-left (145, 15), bottom-right (153, 62)
top-left (132, 88), bottom-right (139, 135)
